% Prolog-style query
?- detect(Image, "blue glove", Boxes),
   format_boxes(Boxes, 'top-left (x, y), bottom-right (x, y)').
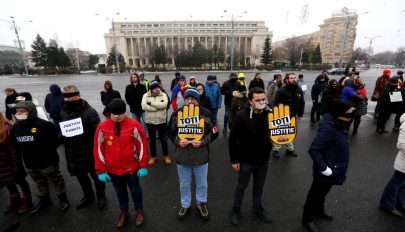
top-left (137, 168), bottom-right (148, 178)
top-left (98, 172), bottom-right (111, 182)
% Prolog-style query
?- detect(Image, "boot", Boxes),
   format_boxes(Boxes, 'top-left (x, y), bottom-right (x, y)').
top-left (76, 191), bottom-right (95, 210)
top-left (57, 192), bottom-right (70, 212)
top-left (4, 193), bottom-right (21, 213)
top-left (148, 157), bottom-right (157, 166)
top-left (18, 195), bottom-right (32, 214)
top-left (30, 194), bottom-right (52, 215)
top-left (163, 155), bottom-right (172, 165)
top-left (116, 210), bottom-right (129, 229)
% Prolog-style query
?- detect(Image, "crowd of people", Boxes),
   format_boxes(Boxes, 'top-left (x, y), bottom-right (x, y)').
top-left (1, 69), bottom-right (405, 232)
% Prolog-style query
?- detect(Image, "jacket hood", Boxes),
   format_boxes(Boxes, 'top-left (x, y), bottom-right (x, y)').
top-left (14, 101), bottom-right (38, 119)
top-left (50, 84), bottom-right (62, 95)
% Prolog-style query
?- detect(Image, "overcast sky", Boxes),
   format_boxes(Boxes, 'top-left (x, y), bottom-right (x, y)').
top-left (0, 0), bottom-right (404, 54)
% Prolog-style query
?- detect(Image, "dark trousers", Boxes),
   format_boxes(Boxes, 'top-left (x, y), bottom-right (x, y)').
top-left (311, 100), bottom-right (321, 122)
top-left (377, 110), bottom-right (391, 130)
top-left (7, 178), bottom-right (31, 196)
top-left (146, 123), bottom-right (169, 157)
top-left (353, 115), bottom-right (361, 133)
top-left (302, 180), bottom-right (333, 223)
top-left (380, 170), bottom-right (405, 210)
top-left (232, 162), bottom-right (268, 212)
top-left (76, 171), bottom-right (106, 198)
top-left (110, 172), bottom-right (143, 211)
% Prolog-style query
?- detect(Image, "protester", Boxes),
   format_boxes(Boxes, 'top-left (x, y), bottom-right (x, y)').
top-left (314, 71), bottom-right (329, 84)
top-left (376, 76), bottom-right (402, 134)
top-left (320, 79), bottom-right (340, 116)
top-left (196, 83), bottom-right (212, 111)
top-left (16, 92), bottom-right (48, 121)
top-left (4, 88), bottom-right (18, 121)
top-left (297, 74), bottom-right (307, 95)
top-left (61, 85), bottom-right (106, 209)
top-left (310, 76), bottom-right (327, 122)
top-left (94, 99), bottom-right (148, 229)
top-left (248, 73), bottom-right (264, 90)
top-left (170, 71), bottom-right (181, 91)
top-left (352, 78), bottom-right (368, 135)
top-left (266, 74), bottom-right (284, 107)
top-left (228, 87), bottom-right (273, 225)
top-left (141, 80), bottom-right (171, 166)
top-left (100, 80), bottom-right (121, 117)
top-left (228, 84), bottom-right (249, 129)
top-left (372, 69), bottom-right (391, 118)
top-left (10, 101), bottom-right (69, 214)
top-left (0, 112), bottom-right (32, 214)
top-left (220, 72), bottom-right (239, 133)
top-left (125, 73), bottom-right (147, 121)
top-left (302, 99), bottom-right (354, 232)
top-left (139, 72), bottom-right (150, 91)
top-left (204, 75), bottom-right (222, 124)
top-left (167, 88), bottom-right (216, 221)
top-left (189, 76), bottom-right (198, 87)
top-left (237, 73), bottom-right (247, 87)
top-left (171, 75), bottom-right (189, 110)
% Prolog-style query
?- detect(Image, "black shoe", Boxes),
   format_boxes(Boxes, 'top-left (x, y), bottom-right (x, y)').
top-left (303, 221), bottom-right (320, 232)
top-left (352, 130), bottom-right (357, 135)
top-left (76, 194), bottom-right (95, 210)
top-left (286, 150), bottom-right (298, 157)
top-left (177, 207), bottom-right (190, 221)
top-left (272, 150), bottom-right (281, 158)
top-left (252, 207), bottom-right (272, 223)
top-left (316, 212), bottom-right (333, 221)
top-left (57, 192), bottom-right (70, 212)
top-left (97, 197), bottom-right (106, 209)
top-left (229, 210), bottom-right (241, 225)
top-left (30, 195), bottom-right (52, 215)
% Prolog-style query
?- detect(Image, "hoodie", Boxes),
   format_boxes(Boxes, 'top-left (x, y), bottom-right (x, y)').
top-left (44, 84), bottom-right (64, 122)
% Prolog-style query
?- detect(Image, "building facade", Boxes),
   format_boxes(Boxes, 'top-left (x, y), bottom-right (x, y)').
top-left (103, 21), bottom-right (272, 68)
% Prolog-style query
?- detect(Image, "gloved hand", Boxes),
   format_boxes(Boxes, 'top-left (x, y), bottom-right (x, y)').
top-left (98, 172), bottom-right (111, 182)
top-left (321, 166), bottom-right (332, 176)
top-left (137, 168), bottom-right (148, 178)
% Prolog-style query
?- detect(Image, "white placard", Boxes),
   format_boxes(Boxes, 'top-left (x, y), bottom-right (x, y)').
top-left (390, 92), bottom-right (402, 102)
top-left (59, 118), bottom-right (84, 137)
top-left (301, 84), bottom-right (307, 91)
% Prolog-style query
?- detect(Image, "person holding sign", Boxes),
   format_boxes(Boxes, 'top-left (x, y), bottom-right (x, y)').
top-left (167, 87), bottom-right (216, 221)
top-left (60, 85), bottom-right (106, 210)
top-left (228, 87), bottom-right (273, 225)
top-left (302, 100), bottom-right (353, 232)
top-left (10, 101), bottom-right (69, 214)
top-left (272, 73), bottom-right (304, 158)
top-left (94, 99), bottom-right (148, 229)
top-left (376, 77), bottom-right (403, 134)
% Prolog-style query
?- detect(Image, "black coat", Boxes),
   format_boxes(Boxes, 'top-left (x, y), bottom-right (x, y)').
top-left (125, 84), bottom-right (147, 115)
top-left (100, 89), bottom-right (121, 106)
top-left (221, 79), bottom-right (239, 107)
top-left (5, 92), bottom-right (18, 120)
top-left (229, 108), bottom-right (272, 166)
top-left (44, 85), bottom-right (64, 122)
top-left (60, 99), bottom-right (100, 175)
top-left (11, 118), bottom-right (60, 169)
top-left (248, 79), bottom-right (265, 91)
top-left (199, 94), bottom-right (212, 112)
top-left (308, 114), bottom-right (349, 185)
top-left (274, 84), bottom-right (305, 117)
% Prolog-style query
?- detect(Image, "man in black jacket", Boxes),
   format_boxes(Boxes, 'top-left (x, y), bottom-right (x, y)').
top-left (60, 85), bottom-right (106, 210)
top-left (170, 71), bottom-right (181, 92)
top-left (11, 101), bottom-right (69, 214)
top-left (220, 72), bottom-right (239, 133)
top-left (272, 73), bottom-right (304, 158)
top-left (228, 87), bottom-right (273, 225)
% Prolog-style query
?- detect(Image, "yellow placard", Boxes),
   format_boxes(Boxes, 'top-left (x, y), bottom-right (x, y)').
top-left (268, 104), bottom-right (297, 144)
top-left (177, 104), bottom-right (204, 141)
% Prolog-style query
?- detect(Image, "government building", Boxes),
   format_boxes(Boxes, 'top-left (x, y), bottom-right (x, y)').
top-left (103, 21), bottom-right (272, 68)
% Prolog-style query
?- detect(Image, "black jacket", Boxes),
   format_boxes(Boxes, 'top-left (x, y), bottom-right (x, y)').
top-left (125, 84), bottom-right (147, 115)
top-left (199, 94), bottom-right (212, 112)
top-left (248, 79), bottom-right (265, 91)
top-left (274, 84), bottom-right (305, 117)
top-left (11, 118), bottom-right (60, 169)
top-left (229, 108), bottom-right (272, 166)
top-left (5, 92), bottom-right (18, 120)
top-left (100, 89), bottom-right (121, 106)
top-left (221, 78), bottom-right (239, 107)
top-left (60, 99), bottom-right (100, 175)
top-left (44, 85), bottom-right (64, 122)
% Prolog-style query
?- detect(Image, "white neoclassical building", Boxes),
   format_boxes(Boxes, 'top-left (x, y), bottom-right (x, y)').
top-left (103, 20), bottom-right (272, 68)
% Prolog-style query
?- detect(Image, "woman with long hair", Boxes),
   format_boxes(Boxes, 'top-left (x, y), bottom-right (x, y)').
top-left (0, 112), bottom-right (32, 214)
top-left (100, 80), bottom-right (121, 117)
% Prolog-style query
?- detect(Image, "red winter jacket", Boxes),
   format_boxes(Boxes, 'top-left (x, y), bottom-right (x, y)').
top-left (93, 116), bottom-right (148, 175)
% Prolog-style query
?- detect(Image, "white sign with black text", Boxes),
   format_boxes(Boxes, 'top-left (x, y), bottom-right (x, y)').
top-left (59, 118), bottom-right (84, 137)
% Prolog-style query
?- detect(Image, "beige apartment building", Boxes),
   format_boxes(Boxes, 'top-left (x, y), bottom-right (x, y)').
top-left (103, 21), bottom-right (272, 68)
top-left (273, 9), bottom-right (358, 66)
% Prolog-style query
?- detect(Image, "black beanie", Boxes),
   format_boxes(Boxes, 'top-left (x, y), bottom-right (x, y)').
top-left (329, 100), bottom-right (353, 118)
top-left (109, 99), bottom-right (126, 115)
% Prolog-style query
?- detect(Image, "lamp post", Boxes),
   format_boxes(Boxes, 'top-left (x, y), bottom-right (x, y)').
top-left (0, 17), bottom-right (32, 75)
top-left (221, 10), bottom-right (247, 72)
top-left (96, 13), bottom-right (121, 73)
top-left (338, 10), bottom-right (368, 67)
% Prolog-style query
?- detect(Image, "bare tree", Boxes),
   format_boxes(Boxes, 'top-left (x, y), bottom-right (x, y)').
top-left (285, 37), bottom-right (305, 68)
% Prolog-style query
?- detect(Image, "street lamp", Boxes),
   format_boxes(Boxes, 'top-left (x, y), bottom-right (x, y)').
top-left (338, 10), bottom-right (368, 67)
top-left (364, 35), bottom-right (381, 55)
top-left (221, 10), bottom-right (247, 72)
top-left (0, 16), bottom-right (32, 75)
top-left (96, 13), bottom-right (121, 73)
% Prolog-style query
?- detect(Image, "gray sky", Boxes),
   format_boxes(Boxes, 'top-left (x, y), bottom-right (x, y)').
top-left (0, 0), bottom-right (404, 54)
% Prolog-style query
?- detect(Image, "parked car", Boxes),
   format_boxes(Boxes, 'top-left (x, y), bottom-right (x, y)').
top-left (327, 68), bottom-right (346, 75)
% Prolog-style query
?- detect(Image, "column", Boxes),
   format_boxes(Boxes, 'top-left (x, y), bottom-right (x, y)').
top-left (205, 36), bottom-right (208, 49)
top-left (238, 36), bottom-right (241, 54)
top-left (130, 38), bottom-right (134, 59)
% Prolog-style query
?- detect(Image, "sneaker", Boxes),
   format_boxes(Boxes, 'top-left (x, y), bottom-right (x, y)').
top-left (163, 156), bottom-right (172, 165)
top-left (177, 207), bottom-right (190, 221)
top-left (197, 203), bottom-right (209, 221)
top-left (148, 157), bottom-right (157, 166)
top-left (229, 210), bottom-right (241, 225)
top-left (286, 150), bottom-right (298, 157)
top-left (252, 207), bottom-right (272, 223)
top-left (272, 150), bottom-right (280, 158)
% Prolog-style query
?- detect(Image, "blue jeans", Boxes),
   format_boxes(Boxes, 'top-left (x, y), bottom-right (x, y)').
top-left (110, 172), bottom-right (143, 211)
top-left (224, 106), bottom-right (230, 129)
top-left (177, 163), bottom-right (208, 208)
top-left (380, 170), bottom-right (405, 210)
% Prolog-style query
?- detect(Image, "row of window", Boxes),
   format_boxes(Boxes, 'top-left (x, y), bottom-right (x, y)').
top-left (120, 23), bottom-right (258, 29)
top-left (122, 29), bottom-right (257, 34)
